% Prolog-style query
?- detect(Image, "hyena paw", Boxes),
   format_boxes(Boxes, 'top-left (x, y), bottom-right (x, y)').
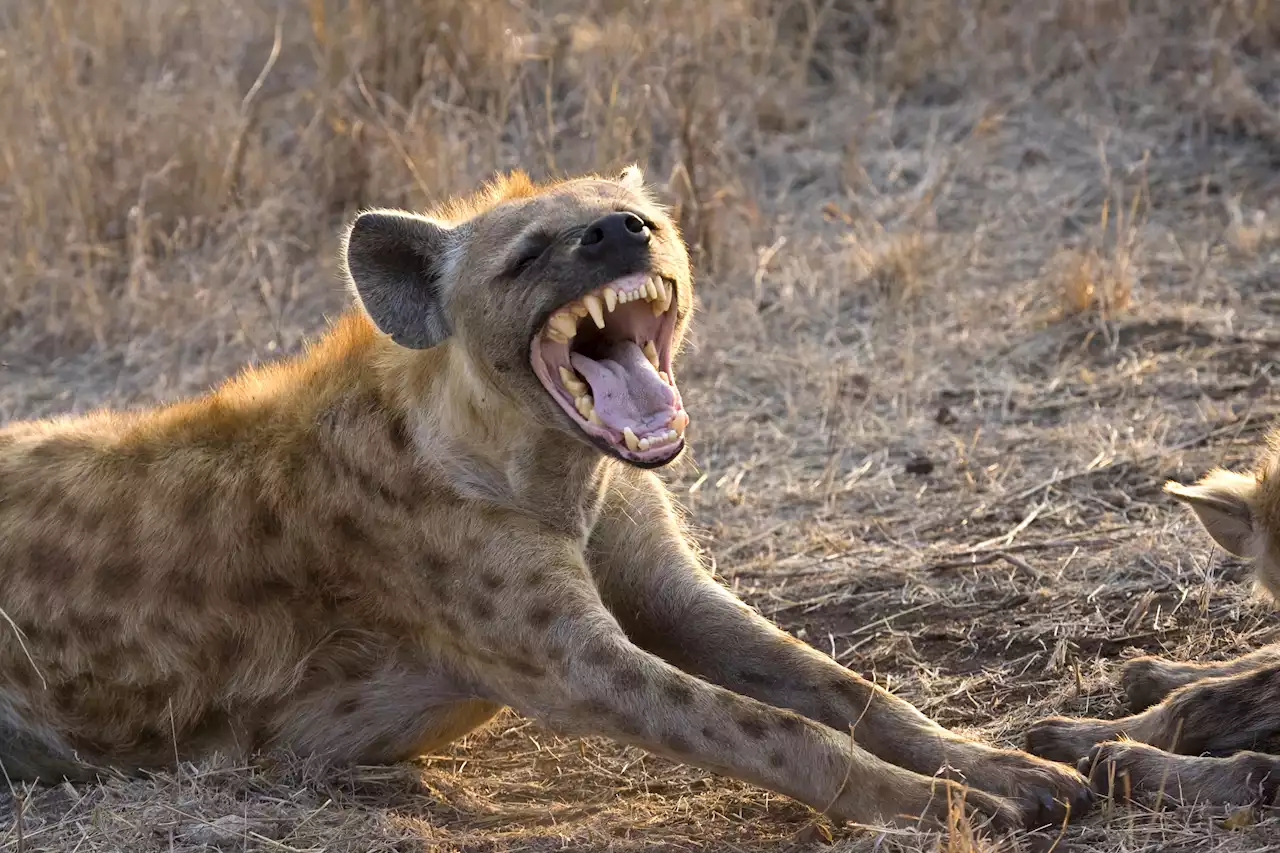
top-left (1080, 742), bottom-right (1280, 806)
top-left (1119, 656), bottom-right (1188, 713)
top-left (1077, 741), bottom-right (1168, 802)
top-left (960, 748), bottom-right (1095, 830)
top-left (1024, 716), bottom-right (1122, 765)
top-left (908, 780), bottom-right (1026, 839)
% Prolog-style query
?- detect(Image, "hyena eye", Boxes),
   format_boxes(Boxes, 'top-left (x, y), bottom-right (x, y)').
top-left (507, 239), bottom-right (552, 278)
top-left (510, 252), bottom-right (541, 276)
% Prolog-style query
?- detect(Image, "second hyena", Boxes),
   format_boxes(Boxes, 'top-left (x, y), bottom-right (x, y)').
top-left (1027, 427), bottom-right (1280, 806)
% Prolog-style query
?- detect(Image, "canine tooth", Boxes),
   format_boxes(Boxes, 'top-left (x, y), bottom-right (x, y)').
top-left (623, 427), bottom-right (640, 451)
top-left (643, 341), bottom-right (659, 369)
top-left (550, 312), bottom-right (578, 339)
top-left (584, 294), bottom-right (605, 329)
top-left (559, 367), bottom-right (587, 396)
top-left (654, 279), bottom-right (672, 315)
top-left (603, 287), bottom-right (617, 312)
top-left (671, 411), bottom-right (688, 435)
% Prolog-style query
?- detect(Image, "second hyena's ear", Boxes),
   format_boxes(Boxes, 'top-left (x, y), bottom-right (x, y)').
top-left (1165, 469), bottom-right (1259, 558)
top-left (343, 210), bottom-right (459, 349)
top-left (617, 164), bottom-right (645, 191)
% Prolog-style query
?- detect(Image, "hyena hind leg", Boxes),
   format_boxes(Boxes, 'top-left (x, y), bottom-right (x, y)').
top-left (0, 720), bottom-right (101, 784)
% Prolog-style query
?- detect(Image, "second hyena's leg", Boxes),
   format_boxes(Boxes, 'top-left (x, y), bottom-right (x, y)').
top-left (1079, 741), bottom-right (1280, 806)
top-left (1120, 643), bottom-right (1280, 712)
top-left (1027, 662), bottom-right (1280, 764)
top-left (587, 470), bottom-right (1094, 829)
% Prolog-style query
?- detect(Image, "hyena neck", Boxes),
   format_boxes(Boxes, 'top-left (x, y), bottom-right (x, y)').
top-left (353, 311), bottom-right (612, 535)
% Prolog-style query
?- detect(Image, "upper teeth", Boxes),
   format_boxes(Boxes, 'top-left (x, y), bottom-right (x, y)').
top-left (583, 294), bottom-right (605, 329)
top-left (543, 275), bottom-right (671, 343)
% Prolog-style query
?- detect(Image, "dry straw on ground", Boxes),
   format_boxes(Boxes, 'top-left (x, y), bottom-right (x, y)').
top-left (2, 0), bottom-right (1279, 850)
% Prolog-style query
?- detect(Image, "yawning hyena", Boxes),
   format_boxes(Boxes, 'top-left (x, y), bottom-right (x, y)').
top-left (0, 166), bottom-right (1091, 839)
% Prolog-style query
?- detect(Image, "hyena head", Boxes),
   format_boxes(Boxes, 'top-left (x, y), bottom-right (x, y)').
top-left (1164, 427), bottom-right (1280, 600)
top-left (342, 166), bottom-right (694, 468)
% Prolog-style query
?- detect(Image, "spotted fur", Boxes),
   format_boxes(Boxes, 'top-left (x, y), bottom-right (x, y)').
top-left (0, 168), bottom-right (1090, 836)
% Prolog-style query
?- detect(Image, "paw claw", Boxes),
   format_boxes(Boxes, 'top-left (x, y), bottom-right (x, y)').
top-left (1071, 783), bottom-right (1096, 814)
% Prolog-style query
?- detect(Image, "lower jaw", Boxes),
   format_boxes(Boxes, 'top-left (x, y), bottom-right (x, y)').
top-left (555, 408), bottom-right (687, 466)
top-left (611, 437), bottom-right (685, 468)
top-left (530, 378), bottom-right (689, 466)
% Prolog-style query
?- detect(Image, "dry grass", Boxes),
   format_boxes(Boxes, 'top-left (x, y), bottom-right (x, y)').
top-left (3, 0), bottom-right (1280, 850)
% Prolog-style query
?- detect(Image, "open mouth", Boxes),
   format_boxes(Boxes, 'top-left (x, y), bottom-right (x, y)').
top-left (530, 272), bottom-right (688, 465)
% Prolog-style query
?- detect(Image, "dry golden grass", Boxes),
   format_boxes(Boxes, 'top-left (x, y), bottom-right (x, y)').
top-left (2, 0), bottom-right (1280, 850)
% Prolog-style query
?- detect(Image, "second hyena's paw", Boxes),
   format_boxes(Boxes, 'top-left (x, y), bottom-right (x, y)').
top-left (1119, 656), bottom-right (1191, 713)
top-left (1079, 741), bottom-right (1280, 807)
top-left (1024, 716), bottom-right (1124, 765)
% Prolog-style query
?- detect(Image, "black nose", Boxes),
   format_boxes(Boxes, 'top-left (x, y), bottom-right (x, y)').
top-left (578, 212), bottom-right (650, 255)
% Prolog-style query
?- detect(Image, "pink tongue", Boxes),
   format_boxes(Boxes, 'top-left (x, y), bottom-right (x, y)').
top-left (570, 341), bottom-right (675, 433)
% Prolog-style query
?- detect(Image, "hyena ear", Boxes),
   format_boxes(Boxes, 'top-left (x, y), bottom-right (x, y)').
top-left (343, 210), bottom-right (458, 349)
top-left (617, 164), bottom-right (645, 191)
top-left (1165, 470), bottom-right (1258, 557)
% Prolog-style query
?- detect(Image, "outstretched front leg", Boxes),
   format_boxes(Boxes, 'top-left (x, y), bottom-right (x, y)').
top-left (586, 469), bottom-right (1094, 830)
top-left (457, 525), bottom-right (1022, 836)
top-left (1027, 663), bottom-right (1280, 765)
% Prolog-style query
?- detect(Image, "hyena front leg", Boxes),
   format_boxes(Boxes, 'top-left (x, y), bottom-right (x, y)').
top-left (1079, 741), bottom-right (1280, 807)
top-left (586, 470), bottom-right (1093, 830)
top-left (1027, 663), bottom-right (1280, 765)
top-left (463, 539), bottom-right (1023, 836)
top-left (1120, 643), bottom-right (1280, 712)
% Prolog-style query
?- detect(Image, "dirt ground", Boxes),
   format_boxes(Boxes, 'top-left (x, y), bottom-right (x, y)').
top-left (2, 1), bottom-right (1279, 850)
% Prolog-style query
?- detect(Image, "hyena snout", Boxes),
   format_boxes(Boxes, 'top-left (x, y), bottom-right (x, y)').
top-left (577, 211), bottom-right (651, 257)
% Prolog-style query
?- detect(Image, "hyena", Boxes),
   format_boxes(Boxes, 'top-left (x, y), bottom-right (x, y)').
top-left (1027, 427), bottom-right (1280, 806)
top-left (0, 167), bottom-right (1091, 838)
